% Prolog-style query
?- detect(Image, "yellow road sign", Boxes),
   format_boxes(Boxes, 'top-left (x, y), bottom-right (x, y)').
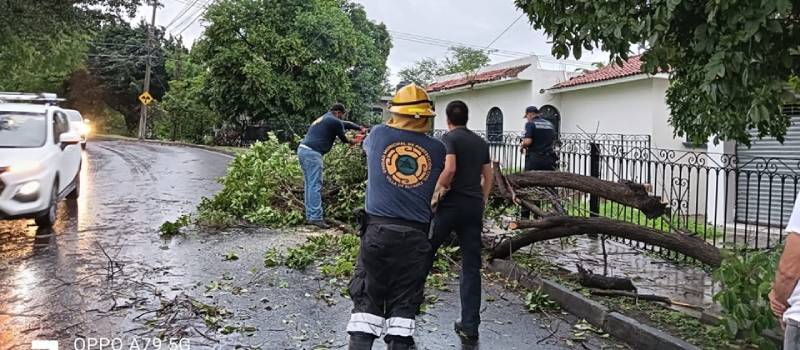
top-left (138, 91), bottom-right (154, 105)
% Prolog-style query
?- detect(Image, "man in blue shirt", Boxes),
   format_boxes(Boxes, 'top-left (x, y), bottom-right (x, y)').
top-left (519, 106), bottom-right (557, 218)
top-left (298, 103), bottom-right (363, 228)
top-left (346, 84), bottom-right (445, 350)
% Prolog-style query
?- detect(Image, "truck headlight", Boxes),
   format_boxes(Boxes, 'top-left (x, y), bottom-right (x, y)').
top-left (14, 181), bottom-right (40, 202)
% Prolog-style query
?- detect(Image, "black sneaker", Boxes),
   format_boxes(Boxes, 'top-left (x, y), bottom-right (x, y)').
top-left (307, 220), bottom-right (331, 229)
top-left (454, 321), bottom-right (479, 341)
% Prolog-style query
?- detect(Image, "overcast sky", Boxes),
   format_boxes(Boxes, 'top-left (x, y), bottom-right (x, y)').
top-left (135, 0), bottom-right (609, 83)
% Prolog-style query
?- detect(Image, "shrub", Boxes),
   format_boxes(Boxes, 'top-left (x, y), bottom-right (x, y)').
top-left (713, 246), bottom-right (783, 348)
top-left (196, 133), bottom-right (366, 227)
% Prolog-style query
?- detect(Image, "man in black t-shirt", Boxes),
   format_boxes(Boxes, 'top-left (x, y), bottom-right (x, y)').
top-left (427, 100), bottom-right (493, 341)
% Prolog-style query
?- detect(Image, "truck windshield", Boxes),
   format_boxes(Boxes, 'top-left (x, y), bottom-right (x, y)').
top-left (0, 112), bottom-right (47, 148)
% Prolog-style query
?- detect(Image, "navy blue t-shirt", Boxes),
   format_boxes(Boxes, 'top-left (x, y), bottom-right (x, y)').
top-left (363, 124), bottom-right (446, 224)
top-left (524, 117), bottom-right (556, 155)
top-left (301, 112), bottom-right (361, 154)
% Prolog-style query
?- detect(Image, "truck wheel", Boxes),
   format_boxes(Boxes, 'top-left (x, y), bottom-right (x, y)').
top-left (35, 182), bottom-right (58, 227)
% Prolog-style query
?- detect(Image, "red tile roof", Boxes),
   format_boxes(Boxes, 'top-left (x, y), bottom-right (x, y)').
top-left (552, 55), bottom-right (646, 89)
top-left (427, 64), bottom-right (531, 93)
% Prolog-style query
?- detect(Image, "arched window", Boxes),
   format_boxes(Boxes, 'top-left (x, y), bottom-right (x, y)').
top-left (486, 107), bottom-right (504, 142)
top-left (539, 105), bottom-right (561, 136)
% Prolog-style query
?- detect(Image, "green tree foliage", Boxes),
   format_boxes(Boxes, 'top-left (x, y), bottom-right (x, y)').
top-left (398, 46), bottom-right (491, 86)
top-left (515, 0), bottom-right (800, 145)
top-left (0, 0), bottom-right (141, 92)
top-left (442, 46), bottom-right (492, 75)
top-left (196, 134), bottom-right (366, 226)
top-left (398, 58), bottom-right (443, 86)
top-left (195, 0), bottom-right (391, 137)
top-left (85, 20), bottom-right (181, 133)
top-left (156, 52), bottom-right (220, 143)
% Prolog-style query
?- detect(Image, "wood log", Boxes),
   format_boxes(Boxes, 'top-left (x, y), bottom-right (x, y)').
top-left (491, 162), bottom-right (548, 217)
top-left (589, 289), bottom-right (669, 303)
top-left (503, 170), bottom-right (667, 219)
top-left (576, 264), bottom-right (636, 291)
top-left (490, 216), bottom-right (722, 267)
top-left (588, 289), bottom-right (705, 310)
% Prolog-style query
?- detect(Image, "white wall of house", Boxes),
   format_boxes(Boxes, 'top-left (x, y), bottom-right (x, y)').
top-left (432, 81), bottom-right (536, 132)
top-left (430, 56), bottom-right (569, 133)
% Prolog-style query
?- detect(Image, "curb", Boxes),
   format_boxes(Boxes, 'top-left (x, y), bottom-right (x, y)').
top-left (92, 134), bottom-right (239, 157)
top-left (487, 259), bottom-right (700, 350)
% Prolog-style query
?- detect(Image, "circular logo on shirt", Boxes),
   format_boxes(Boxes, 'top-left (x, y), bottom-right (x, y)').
top-left (382, 142), bottom-right (432, 188)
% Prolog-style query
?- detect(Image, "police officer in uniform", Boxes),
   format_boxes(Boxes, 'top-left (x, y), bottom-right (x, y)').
top-left (346, 84), bottom-right (445, 350)
top-left (520, 106), bottom-right (557, 218)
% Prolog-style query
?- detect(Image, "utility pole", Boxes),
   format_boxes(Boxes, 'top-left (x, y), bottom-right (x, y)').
top-left (138, 0), bottom-right (158, 140)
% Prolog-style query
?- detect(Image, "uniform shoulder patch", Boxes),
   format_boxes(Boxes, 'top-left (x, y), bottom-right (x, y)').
top-left (381, 142), bottom-right (432, 188)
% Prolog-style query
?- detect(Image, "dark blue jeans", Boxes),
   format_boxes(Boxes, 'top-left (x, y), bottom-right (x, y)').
top-left (428, 196), bottom-right (484, 335)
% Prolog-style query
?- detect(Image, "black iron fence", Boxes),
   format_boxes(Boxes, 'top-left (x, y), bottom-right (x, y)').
top-left (434, 129), bottom-right (800, 254)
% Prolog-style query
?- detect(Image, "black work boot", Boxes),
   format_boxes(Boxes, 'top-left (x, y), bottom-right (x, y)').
top-left (348, 333), bottom-right (375, 350)
top-left (307, 220), bottom-right (331, 229)
top-left (386, 340), bottom-right (415, 350)
top-left (454, 321), bottom-right (479, 341)
top-left (385, 335), bottom-right (416, 350)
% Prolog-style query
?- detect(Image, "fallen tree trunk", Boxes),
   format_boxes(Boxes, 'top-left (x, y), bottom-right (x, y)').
top-left (491, 162), bottom-right (550, 217)
top-left (490, 216), bottom-right (722, 268)
top-left (576, 264), bottom-right (636, 291)
top-left (501, 169), bottom-right (668, 219)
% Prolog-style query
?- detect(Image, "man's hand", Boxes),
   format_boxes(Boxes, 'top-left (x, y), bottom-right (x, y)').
top-left (769, 233), bottom-right (800, 323)
top-left (431, 185), bottom-right (449, 214)
top-left (769, 289), bottom-right (789, 318)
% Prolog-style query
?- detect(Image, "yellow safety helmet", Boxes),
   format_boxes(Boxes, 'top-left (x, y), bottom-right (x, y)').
top-left (388, 83), bottom-right (436, 118)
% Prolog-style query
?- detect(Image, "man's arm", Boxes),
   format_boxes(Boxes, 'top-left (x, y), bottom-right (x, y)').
top-left (770, 233), bottom-right (800, 319)
top-left (342, 120), bottom-right (362, 131)
top-left (521, 122), bottom-right (535, 151)
top-left (436, 155), bottom-right (457, 189)
top-left (480, 163), bottom-right (493, 205)
top-left (431, 140), bottom-right (456, 210)
top-left (334, 119), bottom-right (353, 145)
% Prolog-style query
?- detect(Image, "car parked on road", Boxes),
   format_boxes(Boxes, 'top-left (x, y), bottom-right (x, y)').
top-left (64, 109), bottom-right (90, 149)
top-left (0, 102), bottom-right (82, 227)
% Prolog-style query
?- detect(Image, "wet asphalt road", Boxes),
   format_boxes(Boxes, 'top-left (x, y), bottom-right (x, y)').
top-left (0, 141), bottom-right (625, 350)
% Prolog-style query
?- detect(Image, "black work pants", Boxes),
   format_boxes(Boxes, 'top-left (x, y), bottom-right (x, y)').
top-left (521, 154), bottom-right (557, 218)
top-left (427, 196), bottom-right (485, 335)
top-left (347, 221), bottom-right (431, 344)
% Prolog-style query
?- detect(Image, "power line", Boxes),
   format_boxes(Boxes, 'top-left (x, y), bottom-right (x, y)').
top-left (167, 0), bottom-right (206, 9)
top-left (389, 30), bottom-right (596, 68)
top-left (390, 32), bottom-right (524, 59)
top-left (164, 0), bottom-right (201, 29)
top-left (171, 0), bottom-right (212, 36)
top-left (484, 14), bottom-right (524, 50)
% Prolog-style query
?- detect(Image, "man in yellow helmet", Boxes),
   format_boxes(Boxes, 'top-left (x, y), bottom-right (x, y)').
top-left (346, 83), bottom-right (446, 350)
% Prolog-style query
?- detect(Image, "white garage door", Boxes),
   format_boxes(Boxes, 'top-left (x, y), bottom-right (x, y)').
top-left (736, 104), bottom-right (800, 227)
